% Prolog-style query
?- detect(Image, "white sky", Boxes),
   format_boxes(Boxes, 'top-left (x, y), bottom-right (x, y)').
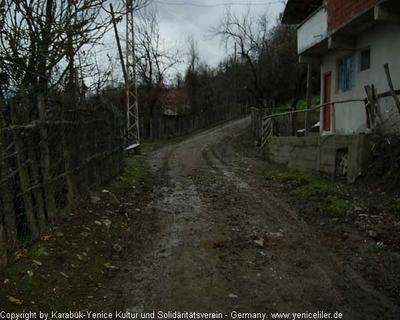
top-left (89, 0), bottom-right (286, 87)
top-left (151, 0), bottom-right (285, 68)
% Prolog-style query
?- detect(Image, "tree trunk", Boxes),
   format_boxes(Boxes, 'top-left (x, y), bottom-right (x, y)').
top-left (10, 99), bottom-right (39, 239)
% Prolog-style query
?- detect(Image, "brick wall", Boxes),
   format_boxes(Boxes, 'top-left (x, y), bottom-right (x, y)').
top-left (327, 0), bottom-right (378, 30)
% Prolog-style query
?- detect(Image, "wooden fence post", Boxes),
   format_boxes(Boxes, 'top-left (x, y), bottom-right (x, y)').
top-left (0, 224), bottom-right (7, 268)
top-left (305, 63), bottom-right (313, 136)
top-left (331, 103), bottom-right (336, 133)
top-left (63, 123), bottom-right (75, 205)
top-left (0, 97), bottom-right (17, 249)
top-left (384, 63), bottom-right (400, 114)
top-left (21, 88), bottom-right (46, 232)
top-left (10, 98), bottom-right (39, 239)
top-left (38, 94), bottom-right (56, 221)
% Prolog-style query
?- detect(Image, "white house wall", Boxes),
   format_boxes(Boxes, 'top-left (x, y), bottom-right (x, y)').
top-left (298, 6), bottom-right (328, 54)
top-left (320, 23), bottom-right (400, 135)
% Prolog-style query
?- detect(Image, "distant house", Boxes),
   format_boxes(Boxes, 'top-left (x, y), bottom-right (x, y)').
top-left (282, 0), bottom-right (400, 135)
top-left (159, 89), bottom-right (190, 116)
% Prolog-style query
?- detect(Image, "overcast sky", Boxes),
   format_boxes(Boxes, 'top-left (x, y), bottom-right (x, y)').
top-left (94, 0), bottom-right (286, 87)
top-left (150, 0), bottom-right (285, 68)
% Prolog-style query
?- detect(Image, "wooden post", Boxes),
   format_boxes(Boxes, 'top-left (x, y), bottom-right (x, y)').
top-left (0, 224), bottom-right (7, 268)
top-left (38, 94), bottom-right (56, 221)
top-left (0, 97), bottom-right (17, 249)
top-left (305, 64), bottom-right (313, 136)
top-left (331, 103), bottom-right (336, 133)
top-left (384, 63), bottom-right (400, 114)
top-left (373, 87), bottom-right (383, 120)
top-left (10, 99), bottom-right (39, 239)
top-left (63, 123), bottom-right (75, 205)
top-left (20, 88), bottom-right (46, 232)
top-left (364, 85), bottom-right (375, 128)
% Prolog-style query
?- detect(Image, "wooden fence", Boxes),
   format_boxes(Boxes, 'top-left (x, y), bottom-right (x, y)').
top-left (0, 93), bottom-right (124, 266)
top-left (256, 64), bottom-right (400, 149)
top-left (140, 104), bottom-right (244, 140)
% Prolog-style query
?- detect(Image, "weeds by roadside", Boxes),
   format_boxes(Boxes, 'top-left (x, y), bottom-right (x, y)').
top-left (0, 155), bottom-right (150, 311)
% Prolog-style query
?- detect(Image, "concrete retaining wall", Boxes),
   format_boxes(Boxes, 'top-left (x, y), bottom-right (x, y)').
top-left (268, 134), bottom-right (371, 183)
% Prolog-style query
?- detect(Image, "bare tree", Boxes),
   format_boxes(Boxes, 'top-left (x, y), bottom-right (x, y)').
top-left (185, 36), bottom-right (200, 113)
top-left (135, 7), bottom-right (181, 137)
top-left (211, 7), bottom-right (269, 108)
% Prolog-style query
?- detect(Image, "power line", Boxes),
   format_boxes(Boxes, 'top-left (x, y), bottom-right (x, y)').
top-left (155, 1), bottom-right (282, 7)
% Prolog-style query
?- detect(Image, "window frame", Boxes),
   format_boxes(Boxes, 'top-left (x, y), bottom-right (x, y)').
top-left (337, 53), bottom-right (355, 93)
top-left (359, 47), bottom-right (371, 72)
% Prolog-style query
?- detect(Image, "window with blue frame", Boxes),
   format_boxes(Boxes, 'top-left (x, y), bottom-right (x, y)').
top-left (337, 54), bottom-right (355, 92)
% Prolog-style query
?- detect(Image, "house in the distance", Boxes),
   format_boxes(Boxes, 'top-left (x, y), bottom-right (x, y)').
top-left (266, 0), bottom-right (400, 183)
top-left (282, 0), bottom-right (400, 134)
top-left (159, 88), bottom-right (190, 117)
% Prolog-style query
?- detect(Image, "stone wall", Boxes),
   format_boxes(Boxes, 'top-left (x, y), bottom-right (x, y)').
top-left (267, 134), bottom-right (372, 183)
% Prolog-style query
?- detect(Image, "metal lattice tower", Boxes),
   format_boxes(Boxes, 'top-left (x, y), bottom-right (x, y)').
top-left (125, 0), bottom-right (140, 148)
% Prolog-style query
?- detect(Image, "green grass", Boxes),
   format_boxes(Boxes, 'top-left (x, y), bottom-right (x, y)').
top-left (110, 157), bottom-right (147, 193)
top-left (282, 96), bottom-right (321, 110)
top-left (260, 164), bottom-right (351, 217)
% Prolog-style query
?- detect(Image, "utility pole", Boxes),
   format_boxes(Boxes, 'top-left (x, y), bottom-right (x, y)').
top-left (125, 0), bottom-right (140, 153)
top-left (304, 64), bottom-right (313, 136)
top-left (234, 42), bottom-right (238, 114)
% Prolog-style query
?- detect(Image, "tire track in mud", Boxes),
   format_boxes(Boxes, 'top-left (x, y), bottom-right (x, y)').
top-left (116, 117), bottom-right (400, 319)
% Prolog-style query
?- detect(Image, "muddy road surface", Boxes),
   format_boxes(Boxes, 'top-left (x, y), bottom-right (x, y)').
top-left (106, 116), bottom-right (400, 319)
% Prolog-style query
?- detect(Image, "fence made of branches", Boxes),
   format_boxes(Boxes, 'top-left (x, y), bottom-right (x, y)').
top-left (140, 103), bottom-right (244, 140)
top-left (0, 92), bottom-right (124, 266)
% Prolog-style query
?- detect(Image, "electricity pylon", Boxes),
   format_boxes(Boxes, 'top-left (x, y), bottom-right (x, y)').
top-left (125, 0), bottom-right (140, 150)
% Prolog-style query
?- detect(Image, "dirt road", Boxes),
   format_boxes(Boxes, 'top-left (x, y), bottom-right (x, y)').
top-left (108, 116), bottom-right (400, 319)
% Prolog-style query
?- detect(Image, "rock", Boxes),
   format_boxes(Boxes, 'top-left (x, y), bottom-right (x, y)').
top-left (80, 232), bottom-right (89, 238)
top-left (368, 230), bottom-right (379, 240)
top-left (354, 205), bottom-right (363, 213)
top-left (103, 219), bottom-right (112, 229)
top-left (27, 270), bottom-right (34, 277)
top-left (266, 232), bottom-right (284, 240)
top-left (37, 247), bottom-right (49, 257)
top-left (113, 244), bottom-right (123, 253)
top-left (91, 195), bottom-right (101, 204)
top-left (104, 263), bottom-right (119, 271)
top-left (32, 260), bottom-right (42, 266)
top-left (102, 189), bottom-right (110, 194)
top-left (254, 238), bottom-right (265, 247)
top-left (60, 272), bottom-right (69, 278)
top-left (4, 279), bottom-right (10, 285)
top-left (228, 293), bottom-right (238, 299)
top-left (8, 296), bottom-right (22, 305)
top-left (109, 193), bottom-right (120, 205)
top-left (94, 221), bottom-right (102, 226)
top-left (56, 232), bottom-right (64, 237)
